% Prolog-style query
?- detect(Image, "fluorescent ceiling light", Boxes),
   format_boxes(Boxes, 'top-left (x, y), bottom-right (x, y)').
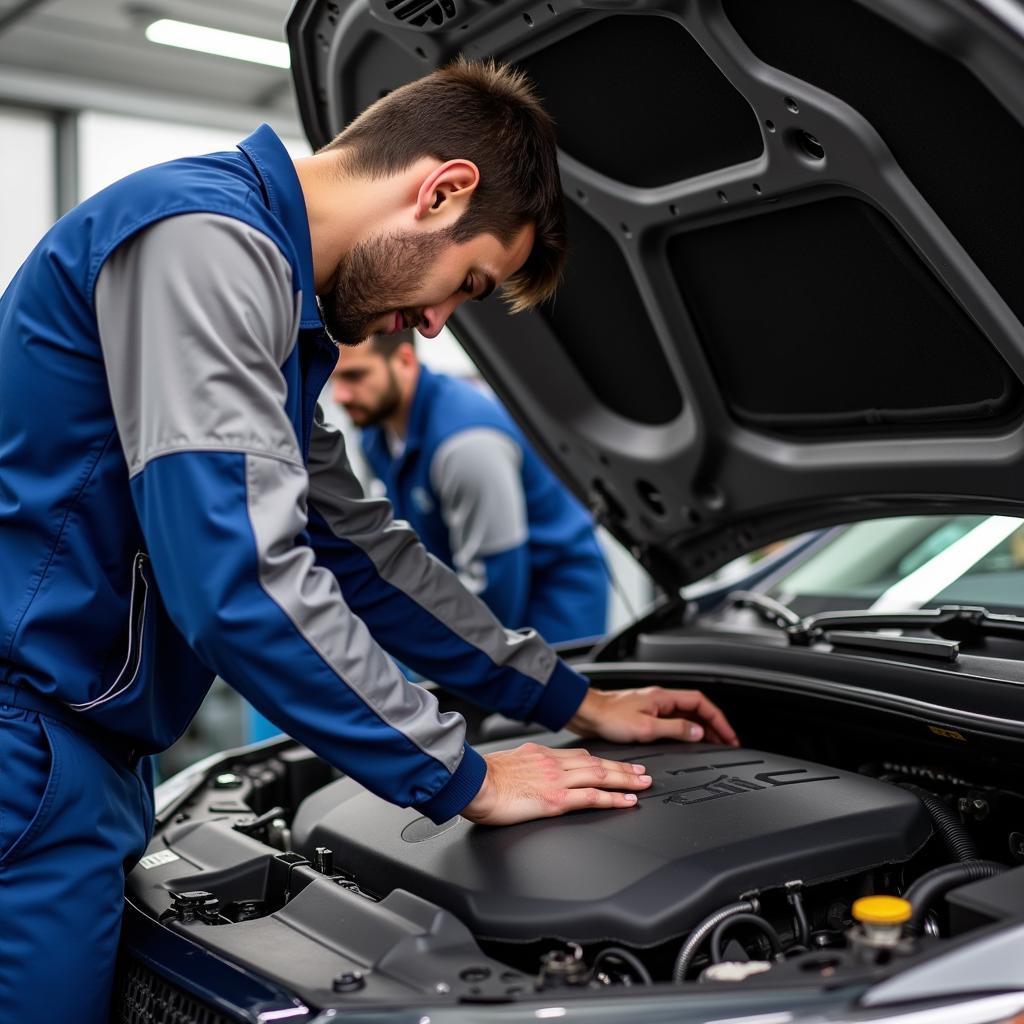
top-left (145, 18), bottom-right (290, 69)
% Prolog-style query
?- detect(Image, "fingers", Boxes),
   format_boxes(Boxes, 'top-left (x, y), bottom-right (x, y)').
top-left (654, 690), bottom-right (740, 746)
top-left (550, 747), bottom-right (647, 775)
top-left (466, 743), bottom-right (647, 825)
top-left (545, 787), bottom-right (640, 816)
top-left (643, 713), bottom-right (723, 743)
top-left (561, 765), bottom-right (652, 791)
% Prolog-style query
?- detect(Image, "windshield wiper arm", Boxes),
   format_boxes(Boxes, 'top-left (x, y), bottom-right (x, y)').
top-left (805, 604), bottom-right (1024, 643)
top-left (727, 595), bottom-right (1024, 653)
top-left (728, 591), bottom-right (804, 631)
top-left (821, 630), bottom-right (960, 662)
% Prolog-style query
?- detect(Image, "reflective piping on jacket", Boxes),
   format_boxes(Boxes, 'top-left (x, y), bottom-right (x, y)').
top-left (67, 552), bottom-right (149, 711)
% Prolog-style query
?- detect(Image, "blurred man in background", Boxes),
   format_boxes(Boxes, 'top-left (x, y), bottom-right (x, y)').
top-left (335, 329), bottom-right (609, 643)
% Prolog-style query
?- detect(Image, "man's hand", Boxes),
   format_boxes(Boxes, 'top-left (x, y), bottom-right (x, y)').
top-left (461, 742), bottom-right (652, 826)
top-left (567, 686), bottom-right (739, 747)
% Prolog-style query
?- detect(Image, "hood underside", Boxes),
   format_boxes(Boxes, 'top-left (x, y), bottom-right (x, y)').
top-left (288, 0), bottom-right (1024, 588)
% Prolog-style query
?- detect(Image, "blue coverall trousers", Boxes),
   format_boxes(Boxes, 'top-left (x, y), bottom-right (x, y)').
top-left (0, 702), bottom-right (153, 1022)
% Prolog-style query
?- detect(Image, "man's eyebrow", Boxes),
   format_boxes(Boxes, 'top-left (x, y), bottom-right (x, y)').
top-left (474, 273), bottom-right (497, 302)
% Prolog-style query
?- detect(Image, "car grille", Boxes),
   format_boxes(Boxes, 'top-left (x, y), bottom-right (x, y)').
top-left (111, 956), bottom-right (238, 1024)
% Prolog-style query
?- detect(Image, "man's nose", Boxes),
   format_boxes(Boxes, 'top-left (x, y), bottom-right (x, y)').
top-left (418, 295), bottom-right (465, 339)
top-left (332, 379), bottom-right (350, 404)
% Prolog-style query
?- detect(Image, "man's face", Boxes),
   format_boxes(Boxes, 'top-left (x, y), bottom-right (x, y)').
top-left (318, 222), bottom-right (534, 347)
top-left (331, 347), bottom-right (402, 427)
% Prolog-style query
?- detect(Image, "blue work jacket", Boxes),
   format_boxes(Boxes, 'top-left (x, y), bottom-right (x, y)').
top-left (361, 367), bottom-right (608, 643)
top-left (0, 125), bottom-right (588, 822)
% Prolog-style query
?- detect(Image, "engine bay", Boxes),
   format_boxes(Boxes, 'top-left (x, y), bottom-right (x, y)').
top-left (122, 664), bottom-right (1024, 1012)
top-left (291, 737), bottom-right (931, 949)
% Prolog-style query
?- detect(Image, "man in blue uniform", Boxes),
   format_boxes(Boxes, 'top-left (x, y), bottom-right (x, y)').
top-left (333, 330), bottom-right (608, 643)
top-left (0, 59), bottom-right (737, 1020)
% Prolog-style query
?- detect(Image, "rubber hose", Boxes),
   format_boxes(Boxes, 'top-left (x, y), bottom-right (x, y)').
top-left (899, 783), bottom-right (978, 862)
top-left (710, 912), bottom-right (783, 963)
top-left (904, 860), bottom-right (1005, 936)
top-left (590, 946), bottom-right (653, 985)
top-left (672, 900), bottom-right (757, 982)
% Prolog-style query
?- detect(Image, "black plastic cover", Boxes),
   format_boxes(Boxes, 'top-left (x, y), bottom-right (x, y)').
top-left (291, 738), bottom-right (931, 945)
top-left (946, 864), bottom-right (1024, 934)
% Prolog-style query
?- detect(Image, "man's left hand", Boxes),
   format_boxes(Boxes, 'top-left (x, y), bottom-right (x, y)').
top-left (567, 686), bottom-right (740, 747)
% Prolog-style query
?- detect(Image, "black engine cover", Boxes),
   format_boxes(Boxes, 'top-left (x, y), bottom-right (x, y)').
top-left (291, 738), bottom-right (931, 945)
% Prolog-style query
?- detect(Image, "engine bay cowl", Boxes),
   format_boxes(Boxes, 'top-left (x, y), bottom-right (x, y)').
top-left (291, 737), bottom-right (932, 946)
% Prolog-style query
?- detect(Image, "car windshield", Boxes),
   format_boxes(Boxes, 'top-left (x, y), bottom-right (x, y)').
top-left (764, 515), bottom-right (1024, 617)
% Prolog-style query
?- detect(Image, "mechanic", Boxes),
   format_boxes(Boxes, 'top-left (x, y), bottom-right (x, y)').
top-left (0, 58), bottom-right (738, 1021)
top-left (334, 329), bottom-right (610, 642)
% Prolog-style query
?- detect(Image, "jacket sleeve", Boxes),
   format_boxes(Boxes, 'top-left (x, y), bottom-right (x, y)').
top-left (305, 413), bottom-right (589, 729)
top-left (95, 212), bottom-right (484, 822)
top-left (429, 427), bottom-right (530, 627)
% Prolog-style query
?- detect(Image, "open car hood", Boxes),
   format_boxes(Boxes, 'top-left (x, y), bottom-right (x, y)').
top-left (288, 0), bottom-right (1024, 589)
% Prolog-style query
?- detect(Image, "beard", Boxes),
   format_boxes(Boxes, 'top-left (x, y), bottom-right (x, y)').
top-left (319, 225), bottom-right (455, 346)
top-left (344, 364), bottom-right (403, 427)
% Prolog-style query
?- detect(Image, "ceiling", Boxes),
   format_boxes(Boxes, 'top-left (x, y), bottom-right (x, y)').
top-left (0, 0), bottom-right (301, 128)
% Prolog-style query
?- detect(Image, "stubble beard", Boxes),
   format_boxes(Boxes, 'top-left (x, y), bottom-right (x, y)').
top-left (320, 226), bottom-right (454, 347)
top-left (345, 364), bottom-right (403, 427)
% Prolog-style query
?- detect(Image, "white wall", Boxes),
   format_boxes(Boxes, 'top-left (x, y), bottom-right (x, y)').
top-left (78, 111), bottom-right (309, 199)
top-left (0, 106), bottom-right (54, 291)
top-left (0, 108), bottom-right (309, 291)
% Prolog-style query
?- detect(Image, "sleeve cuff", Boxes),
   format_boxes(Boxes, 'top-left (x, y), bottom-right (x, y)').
top-left (414, 744), bottom-right (487, 824)
top-left (526, 659), bottom-right (590, 731)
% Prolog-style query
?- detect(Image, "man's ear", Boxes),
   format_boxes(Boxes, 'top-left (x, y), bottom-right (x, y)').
top-left (395, 340), bottom-right (419, 369)
top-left (413, 159), bottom-right (480, 224)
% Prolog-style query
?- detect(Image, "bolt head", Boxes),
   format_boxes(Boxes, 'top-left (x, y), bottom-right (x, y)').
top-left (332, 970), bottom-right (365, 993)
top-left (1010, 832), bottom-right (1024, 859)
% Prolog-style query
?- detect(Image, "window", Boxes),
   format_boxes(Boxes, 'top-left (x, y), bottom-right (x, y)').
top-left (0, 106), bottom-right (55, 291)
top-left (768, 515), bottom-right (1024, 615)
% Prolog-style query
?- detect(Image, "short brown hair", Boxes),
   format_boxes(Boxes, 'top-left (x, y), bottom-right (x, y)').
top-left (367, 328), bottom-right (416, 360)
top-left (321, 57), bottom-right (565, 311)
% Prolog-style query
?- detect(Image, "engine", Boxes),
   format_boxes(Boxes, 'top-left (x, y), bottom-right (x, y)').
top-left (291, 736), bottom-right (932, 950)
top-left (123, 728), bottom-right (1020, 1007)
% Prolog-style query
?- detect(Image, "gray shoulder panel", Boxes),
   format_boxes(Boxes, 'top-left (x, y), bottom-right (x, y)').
top-left (96, 212), bottom-right (302, 477)
top-left (430, 427), bottom-right (528, 565)
top-left (307, 414), bottom-right (558, 686)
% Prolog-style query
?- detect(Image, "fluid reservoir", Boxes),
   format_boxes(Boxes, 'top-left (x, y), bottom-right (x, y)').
top-left (852, 895), bottom-right (911, 948)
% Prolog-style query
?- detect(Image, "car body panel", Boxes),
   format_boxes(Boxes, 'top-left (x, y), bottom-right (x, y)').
top-left (289, 0), bottom-right (1024, 587)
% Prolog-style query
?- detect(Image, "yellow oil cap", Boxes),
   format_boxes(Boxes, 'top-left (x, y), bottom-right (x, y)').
top-left (852, 896), bottom-right (912, 925)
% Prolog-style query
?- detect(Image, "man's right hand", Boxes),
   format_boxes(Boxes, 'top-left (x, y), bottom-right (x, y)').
top-left (461, 742), bottom-right (652, 826)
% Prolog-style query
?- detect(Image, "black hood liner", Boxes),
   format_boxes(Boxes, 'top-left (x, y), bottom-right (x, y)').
top-left (289, 0), bottom-right (1024, 589)
top-left (725, 0), bottom-right (1024, 330)
top-left (671, 196), bottom-right (1021, 433)
top-left (543, 198), bottom-right (682, 427)
top-left (517, 15), bottom-right (764, 188)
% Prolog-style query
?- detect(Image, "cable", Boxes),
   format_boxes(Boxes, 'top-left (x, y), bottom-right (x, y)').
top-left (787, 887), bottom-right (810, 948)
top-left (590, 946), bottom-right (652, 985)
top-left (709, 912), bottom-right (783, 963)
top-left (672, 899), bottom-right (758, 982)
top-left (903, 860), bottom-right (1005, 936)
top-left (899, 783), bottom-right (978, 862)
